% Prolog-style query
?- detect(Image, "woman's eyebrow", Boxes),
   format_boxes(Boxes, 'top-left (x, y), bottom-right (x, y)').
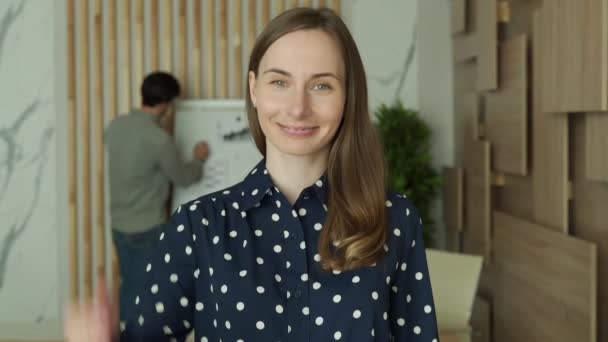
top-left (263, 68), bottom-right (342, 81)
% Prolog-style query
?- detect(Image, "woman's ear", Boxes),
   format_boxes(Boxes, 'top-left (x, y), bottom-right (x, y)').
top-left (248, 71), bottom-right (257, 107)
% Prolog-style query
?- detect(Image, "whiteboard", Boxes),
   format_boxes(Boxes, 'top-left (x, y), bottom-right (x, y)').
top-left (171, 99), bottom-right (263, 211)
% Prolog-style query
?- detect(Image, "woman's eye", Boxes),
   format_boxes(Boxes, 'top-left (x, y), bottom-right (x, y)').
top-left (313, 83), bottom-right (332, 91)
top-left (271, 80), bottom-right (287, 87)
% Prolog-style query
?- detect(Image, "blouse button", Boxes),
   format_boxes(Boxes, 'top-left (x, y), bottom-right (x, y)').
top-left (294, 289), bottom-right (302, 298)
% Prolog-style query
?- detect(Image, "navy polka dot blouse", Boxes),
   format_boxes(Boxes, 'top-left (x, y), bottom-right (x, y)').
top-left (121, 160), bottom-right (439, 341)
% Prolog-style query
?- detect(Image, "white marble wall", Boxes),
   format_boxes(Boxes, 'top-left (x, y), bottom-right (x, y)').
top-left (417, 0), bottom-right (454, 249)
top-left (0, 0), bottom-right (61, 338)
top-left (343, 0), bottom-right (419, 112)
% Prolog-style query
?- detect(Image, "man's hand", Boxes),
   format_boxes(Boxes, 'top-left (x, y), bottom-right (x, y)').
top-left (193, 142), bottom-right (209, 161)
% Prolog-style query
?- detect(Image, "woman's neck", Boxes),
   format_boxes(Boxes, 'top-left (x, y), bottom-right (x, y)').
top-left (265, 144), bottom-right (329, 204)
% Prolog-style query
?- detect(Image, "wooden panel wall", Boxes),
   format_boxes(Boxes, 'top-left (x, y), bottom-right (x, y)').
top-left (493, 211), bottom-right (596, 342)
top-left (447, 0), bottom-right (605, 340)
top-left (66, 0), bottom-right (343, 302)
top-left (484, 35), bottom-right (527, 176)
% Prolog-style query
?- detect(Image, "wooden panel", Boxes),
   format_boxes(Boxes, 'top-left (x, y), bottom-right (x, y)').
top-left (192, 0), bottom-right (201, 97)
top-left (463, 93), bottom-right (479, 141)
top-left (442, 167), bottom-right (463, 232)
top-left (318, 0), bottom-right (327, 8)
top-left (150, 0), bottom-right (159, 70)
top-left (471, 297), bottom-right (491, 342)
top-left (492, 211), bottom-right (597, 342)
top-left (276, 0), bottom-right (285, 14)
top-left (502, 0), bottom-right (541, 40)
top-left (233, 0), bottom-right (243, 98)
top-left (304, 0), bottom-right (313, 7)
top-left (163, 0), bottom-right (172, 71)
top-left (484, 34), bottom-right (527, 175)
top-left (451, 0), bottom-right (466, 35)
top-left (539, 0), bottom-right (608, 112)
top-left (463, 139), bottom-right (491, 260)
top-left (476, 0), bottom-right (497, 91)
top-left (532, 11), bottom-right (568, 233)
top-left (66, 0), bottom-right (78, 302)
top-left (107, 0), bottom-right (117, 119)
top-left (452, 34), bottom-right (477, 63)
top-left (585, 113), bottom-right (608, 182)
top-left (497, 1), bottom-right (510, 23)
top-left (453, 61), bottom-right (477, 165)
top-left (178, 0), bottom-right (186, 96)
top-left (493, 174), bottom-right (532, 220)
top-left (261, 0), bottom-right (270, 25)
top-left (79, 0), bottom-right (92, 299)
top-left (247, 0), bottom-right (256, 53)
top-left (333, 0), bottom-right (341, 13)
top-left (134, 0), bottom-right (143, 101)
top-left (205, 0), bottom-right (215, 98)
top-left (94, 0), bottom-right (105, 280)
top-left (289, 0), bottom-right (298, 10)
top-left (121, 0), bottom-right (131, 114)
top-left (453, 0), bottom-right (497, 91)
top-left (572, 115), bottom-right (608, 342)
top-left (219, 0), bottom-right (228, 98)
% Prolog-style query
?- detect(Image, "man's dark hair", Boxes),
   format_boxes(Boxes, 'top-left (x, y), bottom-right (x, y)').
top-left (141, 72), bottom-right (181, 106)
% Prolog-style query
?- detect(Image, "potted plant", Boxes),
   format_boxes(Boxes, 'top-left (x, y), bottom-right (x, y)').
top-left (375, 101), bottom-right (441, 247)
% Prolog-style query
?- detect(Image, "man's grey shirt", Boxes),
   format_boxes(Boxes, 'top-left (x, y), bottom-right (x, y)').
top-left (105, 110), bottom-right (202, 234)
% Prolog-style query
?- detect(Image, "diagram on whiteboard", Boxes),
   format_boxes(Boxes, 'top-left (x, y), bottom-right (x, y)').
top-left (171, 100), bottom-right (263, 211)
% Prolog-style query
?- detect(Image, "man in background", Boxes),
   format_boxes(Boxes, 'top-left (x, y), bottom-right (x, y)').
top-left (104, 71), bottom-right (208, 323)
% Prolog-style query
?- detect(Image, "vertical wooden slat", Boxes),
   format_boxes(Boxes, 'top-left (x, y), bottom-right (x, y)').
top-left (150, 0), bottom-right (159, 70)
top-left (121, 0), bottom-right (131, 114)
top-left (334, 0), bottom-right (340, 13)
top-left (79, 0), bottom-right (92, 300)
top-left (290, 0), bottom-right (299, 9)
top-left (134, 0), bottom-right (144, 102)
top-left (205, 0), bottom-right (215, 98)
top-left (163, 0), bottom-right (172, 71)
top-left (219, 0), bottom-right (228, 98)
top-left (277, 0), bottom-right (285, 14)
top-left (67, 0), bottom-right (78, 302)
top-left (318, 0), bottom-right (327, 8)
top-left (261, 0), bottom-right (270, 26)
top-left (192, 0), bottom-right (202, 97)
top-left (233, 0), bottom-right (243, 98)
top-left (108, 0), bottom-right (117, 119)
top-left (178, 0), bottom-right (187, 96)
top-left (304, 0), bottom-right (313, 8)
top-left (94, 0), bottom-right (105, 283)
top-left (248, 0), bottom-right (256, 53)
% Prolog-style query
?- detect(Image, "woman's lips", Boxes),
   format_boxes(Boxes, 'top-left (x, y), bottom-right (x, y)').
top-left (277, 123), bottom-right (319, 137)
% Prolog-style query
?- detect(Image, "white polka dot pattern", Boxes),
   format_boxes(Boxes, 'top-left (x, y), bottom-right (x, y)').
top-left (120, 161), bottom-right (438, 341)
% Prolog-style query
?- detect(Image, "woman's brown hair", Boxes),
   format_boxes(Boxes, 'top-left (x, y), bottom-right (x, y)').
top-left (245, 7), bottom-right (387, 271)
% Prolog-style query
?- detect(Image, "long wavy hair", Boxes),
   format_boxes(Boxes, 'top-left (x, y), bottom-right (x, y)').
top-left (245, 7), bottom-right (387, 271)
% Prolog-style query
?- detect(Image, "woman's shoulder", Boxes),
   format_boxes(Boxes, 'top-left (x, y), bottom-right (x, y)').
top-left (384, 191), bottom-right (423, 236)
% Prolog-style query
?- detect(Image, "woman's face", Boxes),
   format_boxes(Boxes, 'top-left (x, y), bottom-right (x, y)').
top-left (249, 29), bottom-right (346, 159)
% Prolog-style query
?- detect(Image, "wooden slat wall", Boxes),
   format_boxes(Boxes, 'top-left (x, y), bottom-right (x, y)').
top-left (78, 0), bottom-right (92, 299)
top-left (448, 0), bottom-right (606, 341)
top-left (93, 0), bottom-right (105, 281)
top-left (150, 0), bottom-right (159, 70)
top-left (66, 0), bottom-right (78, 302)
top-left (484, 34), bottom-right (527, 176)
top-left (120, 0), bottom-right (130, 114)
top-left (493, 211), bottom-right (596, 342)
top-left (66, 0), bottom-right (342, 302)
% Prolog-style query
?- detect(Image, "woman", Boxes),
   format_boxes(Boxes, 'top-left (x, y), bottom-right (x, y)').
top-left (65, 7), bottom-right (439, 342)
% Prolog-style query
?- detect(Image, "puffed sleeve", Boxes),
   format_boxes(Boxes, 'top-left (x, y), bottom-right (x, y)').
top-left (389, 206), bottom-right (440, 341)
top-left (121, 205), bottom-right (197, 342)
